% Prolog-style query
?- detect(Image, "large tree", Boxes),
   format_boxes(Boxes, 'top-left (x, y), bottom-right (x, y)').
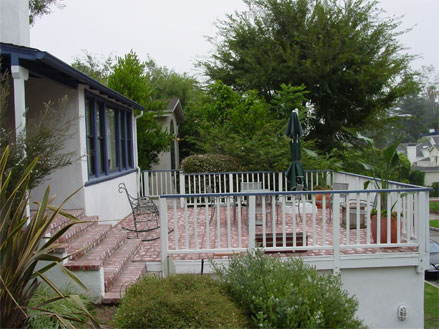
top-left (29, 0), bottom-right (64, 25)
top-left (202, 0), bottom-right (417, 152)
top-left (107, 51), bottom-right (173, 170)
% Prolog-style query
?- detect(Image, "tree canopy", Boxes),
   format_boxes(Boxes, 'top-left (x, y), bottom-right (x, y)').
top-left (202, 0), bottom-right (418, 152)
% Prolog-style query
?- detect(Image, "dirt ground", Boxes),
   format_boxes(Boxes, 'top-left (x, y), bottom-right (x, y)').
top-left (92, 305), bottom-right (118, 328)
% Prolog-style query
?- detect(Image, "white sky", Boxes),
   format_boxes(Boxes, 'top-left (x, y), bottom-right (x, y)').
top-left (30, 0), bottom-right (439, 78)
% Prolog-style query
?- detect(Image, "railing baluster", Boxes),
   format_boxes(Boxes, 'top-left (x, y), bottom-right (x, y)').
top-left (281, 195), bottom-right (286, 247)
top-left (226, 197), bottom-right (231, 248)
top-left (238, 196), bottom-right (242, 248)
top-left (205, 198), bottom-right (210, 249)
top-left (322, 193), bottom-right (327, 246)
top-left (312, 194), bottom-right (316, 246)
top-left (184, 201), bottom-right (189, 249)
top-left (173, 199), bottom-right (179, 250)
top-left (292, 195), bottom-right (297, 247)
top-left (217, 197), bottom-right (221, 248)
top-left (377, 194), bottom-right (381, 244)
top-left (356, 193), bottom-right (360, 244)
top-left (194, 198), bottom-right (198, 249)
top-left (397, 192), bottom-right (401, 244)
top-left (387, 192), bottom-right (391, 243)
top-left (366, 192), bottom-right (371, 245)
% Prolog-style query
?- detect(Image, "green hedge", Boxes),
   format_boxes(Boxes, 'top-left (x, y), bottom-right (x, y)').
top-left (214, 250), bottom-right (366, 329)
top-left (181, 154), bottom-right (242, 173)
top-left (114, 274), bottom-right (248, 328)
top-left (430, 182), bottom-right (439, 197)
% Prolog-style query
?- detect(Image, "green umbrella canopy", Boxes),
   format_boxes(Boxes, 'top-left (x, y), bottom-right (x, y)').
top-left (285, 111), bottom-right (303, 140)
top-left (285, 111), bottom-right (306, 190)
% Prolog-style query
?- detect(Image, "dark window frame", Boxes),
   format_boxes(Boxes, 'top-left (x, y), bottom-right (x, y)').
top-left (85, 91), bottom-right (134, 183)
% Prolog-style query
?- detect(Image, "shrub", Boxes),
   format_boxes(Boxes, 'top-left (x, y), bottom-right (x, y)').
top-left (214, 250), bottom-right (366, 329)
top-left (27, 286), bottom-right (93, 329)
top-left (181, 154), bottom-right (242, 173)
top-left (114, 274), bottom-right (248, 328)
top-left (430, 182), bottom-right (439, 198)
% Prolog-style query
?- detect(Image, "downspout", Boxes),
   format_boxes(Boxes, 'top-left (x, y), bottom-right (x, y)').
top-left (134, 110), bottom-right (144, 196)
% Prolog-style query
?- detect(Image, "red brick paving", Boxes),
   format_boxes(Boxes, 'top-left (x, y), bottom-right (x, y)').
top-left (118, 203), bottom-right (418, 263)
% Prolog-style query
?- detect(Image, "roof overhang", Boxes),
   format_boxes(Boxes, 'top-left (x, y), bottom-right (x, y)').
top-left (0, 42), bottom-right (144, 111)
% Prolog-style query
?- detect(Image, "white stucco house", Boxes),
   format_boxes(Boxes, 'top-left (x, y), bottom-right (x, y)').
top-left (152, 97), bottom-right (184, 171)
top-left (398, 130), bottom-right (439, 186)
top-left (1, 0), bottom-right (143, 221)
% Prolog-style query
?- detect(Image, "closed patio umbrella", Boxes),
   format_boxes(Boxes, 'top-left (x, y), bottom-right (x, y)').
top-left (285, 111), bottom-right (307, 190)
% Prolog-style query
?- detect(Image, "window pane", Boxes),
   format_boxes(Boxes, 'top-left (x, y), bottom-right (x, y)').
top-left (97, 103), bottom-right (105, 173)
top-left (121, 112), bottom-right (127, 168)
top-left (106, 108), bottom-right (117, 171)
top-left (85, 98), bottom-right (95, 175)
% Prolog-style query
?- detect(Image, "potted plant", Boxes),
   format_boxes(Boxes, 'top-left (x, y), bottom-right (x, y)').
top-left (359, 134), bottom-right (401, 244)
top-left (313, 184), bottom-right (332, 209)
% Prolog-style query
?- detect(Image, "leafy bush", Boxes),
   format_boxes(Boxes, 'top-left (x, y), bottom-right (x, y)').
top-left (181, 154), bottom-right (242, 173)
top-left (214, 250), bottom-right (366, 329)
top-left (430, 182), bottom-right (439, 198)
top-left (27, 286), bottom-right (93, 329)
top-left (114, 274), bottom-right (248, 328)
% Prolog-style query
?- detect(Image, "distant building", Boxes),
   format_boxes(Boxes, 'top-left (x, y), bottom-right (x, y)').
top-left (397, 129), bottom-right (439, 186)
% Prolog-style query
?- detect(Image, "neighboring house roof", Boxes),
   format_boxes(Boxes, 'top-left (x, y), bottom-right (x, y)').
top-left (0, 42), bottom-right (144, 111)
top-left (161, 97), bottom-right (185, 124)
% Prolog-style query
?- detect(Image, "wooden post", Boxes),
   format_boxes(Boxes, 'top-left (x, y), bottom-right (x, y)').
top-left (179, 171), bottom-right (185, 208)
top-left (248, 195), bottom-right (256, 250)
top-left (332, 194), bottom-right (340, 274)
top-left (160, 198), bottom-right (169, 277)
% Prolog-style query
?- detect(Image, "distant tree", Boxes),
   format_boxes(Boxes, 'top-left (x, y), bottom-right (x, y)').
top-left (107, 51), bottom-right (173, 170)
top-left (72, 51), bottom-right (113, 85)
top-left (29, 0), bottom-right (64, 25)
top-left (202, 0), bottom-right (418, 152)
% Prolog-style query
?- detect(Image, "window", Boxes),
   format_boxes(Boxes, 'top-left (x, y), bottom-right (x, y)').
top-left (85, 92), bottom-right (134, 181)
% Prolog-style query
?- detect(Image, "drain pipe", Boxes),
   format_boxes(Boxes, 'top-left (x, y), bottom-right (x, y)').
top-left (134, 110), bottom-right (144, 197)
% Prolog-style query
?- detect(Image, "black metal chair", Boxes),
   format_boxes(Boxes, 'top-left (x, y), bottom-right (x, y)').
top-left (118, 182), bottom-right (160, 241)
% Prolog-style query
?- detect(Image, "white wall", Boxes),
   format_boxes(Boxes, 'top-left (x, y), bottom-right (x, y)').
top-left (0, 0), bottom-right (30, 46)
top-left (341, 267), bottom-right (424, 329)
top-left (27, 77), bottom-right (86, 210)
top-left (83, 171), bottom-right (137, 222)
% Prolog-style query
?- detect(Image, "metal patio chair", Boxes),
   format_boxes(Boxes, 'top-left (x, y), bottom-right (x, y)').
top-left (118, 182), bottom-right (160, 241)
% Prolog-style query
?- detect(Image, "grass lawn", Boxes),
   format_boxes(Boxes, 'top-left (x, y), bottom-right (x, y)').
top-left (431, 220), bottom-right (439, 229)
top-left (431, 201), bottom-right (439, 213)
top-left (425, 282), bottom-right (439, 329)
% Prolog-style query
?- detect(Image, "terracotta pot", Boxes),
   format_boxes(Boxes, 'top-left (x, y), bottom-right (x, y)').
top-left (315, 193), bottom-right (330, 209)
top-left (371, 214), bottom-right (399, 244)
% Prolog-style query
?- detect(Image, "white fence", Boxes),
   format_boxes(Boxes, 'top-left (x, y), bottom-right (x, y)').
top-left (142, 169), bottom-right (332, 199)
top-left (158, 186), bottom-right (430, 275)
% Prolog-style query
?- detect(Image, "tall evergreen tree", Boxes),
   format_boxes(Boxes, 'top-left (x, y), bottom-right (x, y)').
top-left (202, 0), bottom-right (417, 152)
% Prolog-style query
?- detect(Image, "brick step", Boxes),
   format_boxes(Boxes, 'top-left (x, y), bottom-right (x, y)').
top-left (43, 209), bottom-right (86, 236)
top-left (55, 224), bottom-right (112, 261)
top-left (56, 216), bottom-right (99, 243)
top-left (102, 261), bottom-right (147, 304)
top-left (103, 239), bottom-right (142, 292)
top-left (64, 231), bottom-right (128, 271)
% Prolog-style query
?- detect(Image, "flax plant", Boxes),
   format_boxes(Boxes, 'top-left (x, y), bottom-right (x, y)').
top-left (0, 146), bottom-right (99, 328)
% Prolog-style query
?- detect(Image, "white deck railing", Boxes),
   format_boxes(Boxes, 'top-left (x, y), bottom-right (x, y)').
top-left (142, 169), bottom-right (332, 199)
top-left (159, 184), bottom-right (430, 275)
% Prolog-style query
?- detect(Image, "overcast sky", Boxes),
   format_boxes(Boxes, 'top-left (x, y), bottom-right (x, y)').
top-left (30, 0), bottom-right (439, 78)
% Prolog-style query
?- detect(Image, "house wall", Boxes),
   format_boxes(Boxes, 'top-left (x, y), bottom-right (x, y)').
top-left (26, 77), bottom-right (86, 210)
top-left (83, 171), bottom-right (137, 222)
top-left (341, 267), bottom-right (424, 329)
top-left (0, 0), bottom-right (30, 46)
top-left (152, 115), bottom-right (180, 170)
top-left (424, 171), bottom-right (439, 186)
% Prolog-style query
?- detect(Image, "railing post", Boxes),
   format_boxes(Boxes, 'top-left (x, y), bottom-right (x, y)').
top-left (248, 195), bottom-right (256, 250)
top-left (144, 171), bottom-right (150, 197)
top-left (179, 171), bottom-right (185, 208)
top-left (332, 193), bottom-right (340, 274)
top-left (278, 172), bottom-right (283, 192)
top-left (159, 197), bottom-right (170, 277)
top-left (229, 173), bottom-right (234, 193)
top-left (417, 191), bottom-right (428, 274)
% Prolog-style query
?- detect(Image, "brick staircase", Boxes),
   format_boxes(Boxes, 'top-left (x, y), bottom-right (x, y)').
top-left (46, 210), bottom-right (147, 304)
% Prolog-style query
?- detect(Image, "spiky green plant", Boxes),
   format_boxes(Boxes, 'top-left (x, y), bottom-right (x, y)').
top-left (0, 146), bottom-right (99, 328)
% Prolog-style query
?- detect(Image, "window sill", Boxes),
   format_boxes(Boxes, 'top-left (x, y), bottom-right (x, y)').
top-left (85, 168), bottom-right (137, 187)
